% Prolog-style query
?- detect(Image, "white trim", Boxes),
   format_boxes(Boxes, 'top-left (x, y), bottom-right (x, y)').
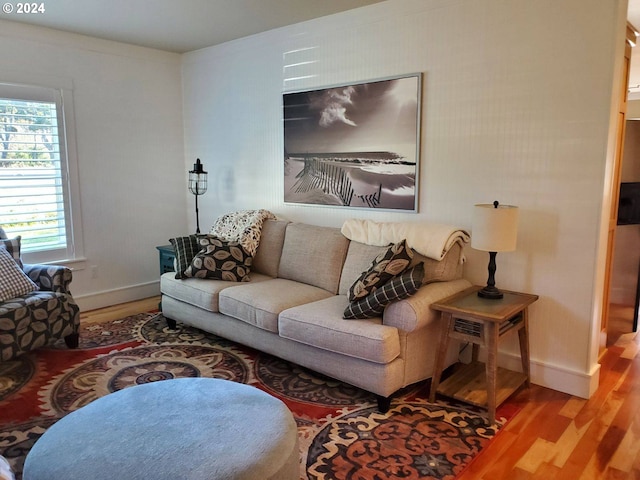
top-left (74, 281), bottom-right (160, 313)
top-left (59, 86), bottom-right (85, 261)
top-left (0, 76), bottom-right (85, 264)
top-left (497, 350), bottom-right (600, 399)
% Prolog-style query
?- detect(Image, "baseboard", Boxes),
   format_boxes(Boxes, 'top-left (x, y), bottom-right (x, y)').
top-left (498, 350), bottom-right (600, 399)
top-left (74, 281), bottom-right (160, 312)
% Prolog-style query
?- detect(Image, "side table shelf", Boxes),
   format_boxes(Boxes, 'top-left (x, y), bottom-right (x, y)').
top-left (429, 285), bottom-right (538, 424)
top-left (437, 362), bottom-right (527, 410)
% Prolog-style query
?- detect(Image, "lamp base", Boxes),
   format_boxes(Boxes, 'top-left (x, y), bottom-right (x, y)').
top-left (477, 285), bottom-right (504, 300)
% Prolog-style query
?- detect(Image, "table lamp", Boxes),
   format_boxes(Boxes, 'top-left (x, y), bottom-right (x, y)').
top-left (188, 158), bottom-right (208, 234)
top-left (472, 201), bottom-right (519, 299)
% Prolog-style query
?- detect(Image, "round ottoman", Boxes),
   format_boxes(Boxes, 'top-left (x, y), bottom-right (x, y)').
top-left (24, 378), bottom-right (299, 480)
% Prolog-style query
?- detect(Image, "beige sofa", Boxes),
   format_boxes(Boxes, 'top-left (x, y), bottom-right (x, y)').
top-left (160, 220), bottom-right (471, 411)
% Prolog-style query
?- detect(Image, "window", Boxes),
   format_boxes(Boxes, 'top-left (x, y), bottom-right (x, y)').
top-left (0, 83), bottom-right (84, 264)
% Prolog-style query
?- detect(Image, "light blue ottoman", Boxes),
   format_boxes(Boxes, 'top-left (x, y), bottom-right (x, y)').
top-left (24, 378), bottom-right (299, 480)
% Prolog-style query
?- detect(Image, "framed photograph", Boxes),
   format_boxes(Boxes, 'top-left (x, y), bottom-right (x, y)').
top-left (283, 73), bottom-right (421, 212)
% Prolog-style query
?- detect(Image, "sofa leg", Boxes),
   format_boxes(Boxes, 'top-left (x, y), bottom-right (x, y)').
top-left (166, 317), bottom-right (177, 330)
top-left (376, 395), bottom-right (391, 413)
top-left (64, 333), bottom-right (79, 349)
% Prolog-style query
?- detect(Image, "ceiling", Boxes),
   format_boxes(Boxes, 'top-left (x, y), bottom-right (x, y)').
top-left (3, 0), bottom-right (639, 92)
top-left (0, 0), bottom-right (385, 53)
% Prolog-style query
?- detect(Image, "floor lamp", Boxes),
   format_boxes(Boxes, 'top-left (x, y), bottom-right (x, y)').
top-left (188, 158), bottom-right (208, 234)
top-left (472, 201), bottom-right (519, 299)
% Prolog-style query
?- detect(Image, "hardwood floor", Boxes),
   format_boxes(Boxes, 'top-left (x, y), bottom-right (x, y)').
top-left (81, 298), bottom-right (639, 479)
top-left (79, 296), bottom-right (161, 325)
top-left (459, 303), bottom-right (640, 480)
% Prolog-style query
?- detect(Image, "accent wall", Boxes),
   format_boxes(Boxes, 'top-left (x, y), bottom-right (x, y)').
top-left (181, 0), bottom-right (628, 398)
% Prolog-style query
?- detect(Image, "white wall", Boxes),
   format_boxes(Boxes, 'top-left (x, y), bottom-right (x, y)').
top-left (0, 21), bottom-right (187, 310)
top-left (182, 0), bottom-right (627, 398)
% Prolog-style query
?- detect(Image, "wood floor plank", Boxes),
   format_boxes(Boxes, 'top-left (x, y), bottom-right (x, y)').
top-left (559, 396), bottom-right (587, 419)
top-left (516, 438), bottom-right (557, 473)
top-left (532, 461), bottom-right (562, 478)
top-left (609, 423), bottom-right (640, 472)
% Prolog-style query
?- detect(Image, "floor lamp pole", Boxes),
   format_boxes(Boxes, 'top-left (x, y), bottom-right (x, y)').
top-left (194, 192), bottom-right (200, 234)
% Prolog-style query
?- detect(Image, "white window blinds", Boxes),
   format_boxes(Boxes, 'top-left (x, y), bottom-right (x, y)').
top-left (0, 84), bottom-right (73, 258)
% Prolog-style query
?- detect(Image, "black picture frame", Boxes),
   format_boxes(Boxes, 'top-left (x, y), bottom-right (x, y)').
top-left (283, 74), bottom-right (422, 212)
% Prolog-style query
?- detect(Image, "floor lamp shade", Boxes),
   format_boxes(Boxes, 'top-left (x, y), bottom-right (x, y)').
top-left (472, 202), bottom-right (519, 299)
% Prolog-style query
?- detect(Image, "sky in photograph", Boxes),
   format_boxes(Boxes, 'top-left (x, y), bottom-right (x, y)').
top-left (283, 76), bottom-right (420, 162)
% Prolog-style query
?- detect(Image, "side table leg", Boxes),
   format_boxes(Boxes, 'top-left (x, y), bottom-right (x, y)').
top-left (429, 312), bottom-right (453, 403)
top-left (485, 322), bottom-right (498, 425)
top-left (518, 308), bottom-right (531, 387)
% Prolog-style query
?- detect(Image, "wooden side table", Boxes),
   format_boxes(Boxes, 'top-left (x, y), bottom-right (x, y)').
top-left (428, 285), bottom-right (538, 424)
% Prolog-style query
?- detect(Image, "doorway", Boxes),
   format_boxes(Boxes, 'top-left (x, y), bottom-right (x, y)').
top-left (608, 118), bottom-right (640, 346)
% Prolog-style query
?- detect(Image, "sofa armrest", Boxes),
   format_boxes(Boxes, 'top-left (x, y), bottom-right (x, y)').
top-left (22, 264), bottom-right (73, 294)
top-left (382, 278), bottom-right (472, 332)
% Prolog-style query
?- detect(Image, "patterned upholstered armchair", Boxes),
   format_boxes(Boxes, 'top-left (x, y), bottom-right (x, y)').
top-left (0, 229), bottom-right (80, 361)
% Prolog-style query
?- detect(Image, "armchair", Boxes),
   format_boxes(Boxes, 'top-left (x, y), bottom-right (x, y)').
top-left (0, 232), bottom-right (80, 361)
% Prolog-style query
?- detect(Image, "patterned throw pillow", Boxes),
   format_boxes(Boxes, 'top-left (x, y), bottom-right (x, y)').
top-left (0, 236), bottom-right (23, 268)
top-left (0, 246), bottom-right (38, 302)
top-left (169, 235), bottom-right (201, 279)
top-left (348, 239), bottom-right (413, 302)
top-left (183, 236), bottom-right (252, 282)
top-left (344, 263), bottom-right (425, 319)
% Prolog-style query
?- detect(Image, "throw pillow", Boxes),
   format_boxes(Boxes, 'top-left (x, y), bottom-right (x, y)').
top-left (183, 236), bottom-right (252, 282)
top-left (169, 235), bottom-right (201, 279)
top-left (0, 246), bottom-right (38, 302)
top-left (348, 239), bottom-right (413, 302)
top-left (344, 262), bottom-right (425, 319)
top-left (0, 236), bottom-right (23, 268)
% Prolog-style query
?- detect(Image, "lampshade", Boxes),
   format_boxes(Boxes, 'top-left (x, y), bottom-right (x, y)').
top-left (472, 202), bottom-right (518, 252)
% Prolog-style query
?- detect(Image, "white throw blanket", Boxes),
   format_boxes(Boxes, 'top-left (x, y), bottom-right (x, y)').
top-left (209, 209), bottom-right (277, 256)
top-left (341, 219), bottom-right (470, 261)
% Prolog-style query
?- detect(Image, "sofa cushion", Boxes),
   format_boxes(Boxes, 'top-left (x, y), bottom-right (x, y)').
top-left (0, 290), bottom-right (79, 361)
top-left (169, 235), bottom-right (200, 279)
top-left (0, 247), bottom-right (38, 302)
top-left (410, 242), bottom-right (464, 283)
top-left (278, 223), bottom-right (350, 294)
top-left (348, 239), bottom-right (413, 301)
top-left (219, 279), bottom-right (333, 333)
top-left (338, 241), bottom-right (388, 296)
top-left (279, 296), bottom-right (400, 364)
top-left (161, 272), bottom-right (272, 312)
top-left (344, 263), bottom-right (425, 319)
top-left (252, 220), bottom-right (289, 277)
top-left (184, 237), bottom-right (252, 282)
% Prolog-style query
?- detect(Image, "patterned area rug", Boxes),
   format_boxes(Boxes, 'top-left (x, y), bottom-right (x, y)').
top-left (0, 313), bottom-right (518, 479)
